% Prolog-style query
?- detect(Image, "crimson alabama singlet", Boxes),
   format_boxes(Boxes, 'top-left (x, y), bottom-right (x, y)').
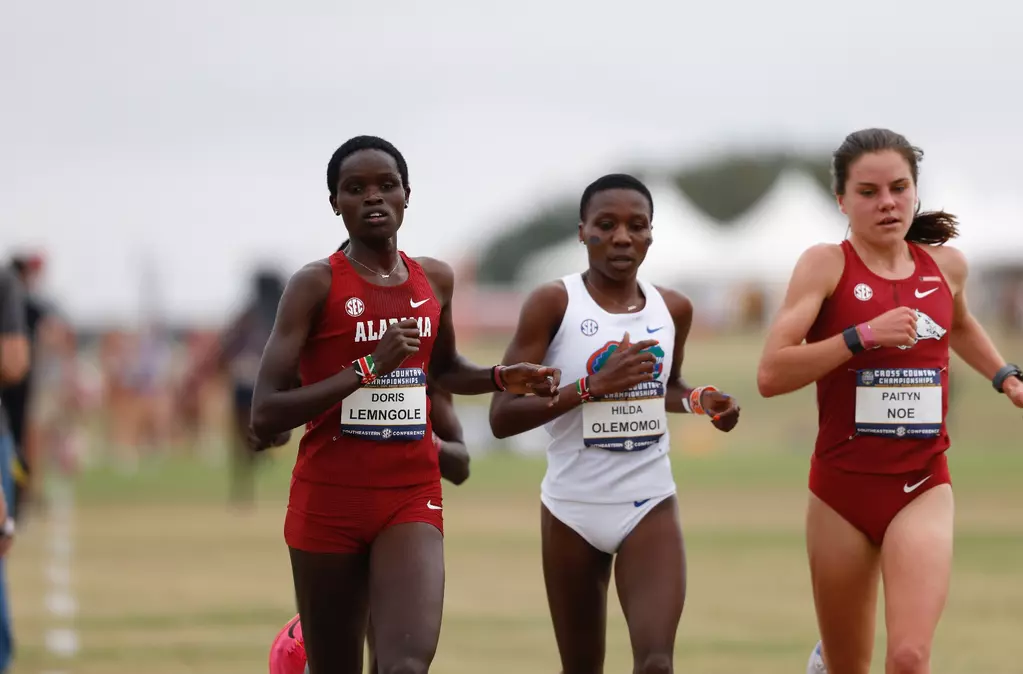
top-left (806, 240), bottom-right (953, 475)
top-left (293, 250), bottom-right (441, 488)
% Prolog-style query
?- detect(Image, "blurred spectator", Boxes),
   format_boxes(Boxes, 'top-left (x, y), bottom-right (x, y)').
top-left (180, 267), bottom-right (285, 507)
top-left (101, 322), bottom-right (175, 471)
top-left (0, 263), bottom-right (30, 672)
top-left (28, 318), bottom-right (90, 489)
top-left (0, 254), bottom-right (50, 517)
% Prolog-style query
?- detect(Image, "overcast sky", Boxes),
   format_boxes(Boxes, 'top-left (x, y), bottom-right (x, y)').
top-left (3, 0), bottom-right (1022, 324)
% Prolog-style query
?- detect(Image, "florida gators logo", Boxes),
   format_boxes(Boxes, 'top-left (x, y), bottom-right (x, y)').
top-left (586, 340), bottom-right (665, 377)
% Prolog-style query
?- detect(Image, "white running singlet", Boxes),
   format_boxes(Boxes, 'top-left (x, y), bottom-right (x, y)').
top-left (540, 273), bottom-right (678, 505)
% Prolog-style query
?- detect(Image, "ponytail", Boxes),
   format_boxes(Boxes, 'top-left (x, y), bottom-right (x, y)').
top-left (906, 210), bottom-right (959, 245)
top-left (337, 238), bottom-right (350, 253)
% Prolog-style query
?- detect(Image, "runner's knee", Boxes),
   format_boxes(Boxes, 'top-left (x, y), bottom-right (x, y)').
top-left (378, 656), bottom-right (428, 674)
top-left (886, 640), bottom-right (929, 674)
top-left (634, 651), bottom-right (672, 674)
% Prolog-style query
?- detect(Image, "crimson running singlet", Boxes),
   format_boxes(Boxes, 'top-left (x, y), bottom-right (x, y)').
top-left (293, 250), bottom-right (441, 488)
top-left (806, 240), bottom-right (953, 475)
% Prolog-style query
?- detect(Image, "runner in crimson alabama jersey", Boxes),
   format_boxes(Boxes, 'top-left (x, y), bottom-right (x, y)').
top-left (756, 128), bottom-right (1023, 674)
top-left (489, 174), bottom-right (741, 674)
top-left (250, 135), bottom-right (559, 674)
top-left (268, 379), bottom-right (472, 674)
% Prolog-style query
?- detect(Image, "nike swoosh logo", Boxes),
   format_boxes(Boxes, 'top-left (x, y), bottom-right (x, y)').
top-left (914, 288), bottom-right (938, 298)
top-left (903, 475), bottom-right (931, 493)
top-left (646, 327), bottom-right (663, 334)
top-left (410, 298), bottom-right (430, 308)
top-left (426, 500), bottom-right (442, 510)
top-left (633, 499), bottom-right (651, 507)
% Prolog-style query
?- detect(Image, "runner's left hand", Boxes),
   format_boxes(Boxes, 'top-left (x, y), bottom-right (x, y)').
top-left (1004, 376), bottom-right (1023, 409)
top-left (500, 364), bottom-right (561, 404)
top-left (248, 426), bottom-right (292, 451)
top-left (702, 390), bottom-right (740, 432)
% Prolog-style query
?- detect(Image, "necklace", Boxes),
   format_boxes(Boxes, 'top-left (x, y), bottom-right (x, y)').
top-left (344, 246), bottom-right (401, 279)
top-left (584, 272), bottom-right (640, 312)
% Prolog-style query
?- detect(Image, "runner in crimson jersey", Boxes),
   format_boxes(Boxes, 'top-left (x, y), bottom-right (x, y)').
top-left (269, 383), bottom-right (471, 674)
top-left (757, 128), bottom-right (1023, 674)
top-left (250, 135), bottom-right (559, 674)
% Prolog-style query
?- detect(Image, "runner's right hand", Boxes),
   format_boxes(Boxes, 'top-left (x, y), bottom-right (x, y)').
top-left (867, 307), bottom-right (918, 348)
top-left (588, 331), bottom-right (658, 397)
top-left (372, 318), bottom-right (421, 376)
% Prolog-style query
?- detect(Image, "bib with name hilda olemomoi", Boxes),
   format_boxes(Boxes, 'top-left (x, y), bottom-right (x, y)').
top-left (582, 341), bottom-right (667, 452)
top-left (854, 368), bottom-right (942, 439)
top-left (341, 367), bottom-right (427, 442)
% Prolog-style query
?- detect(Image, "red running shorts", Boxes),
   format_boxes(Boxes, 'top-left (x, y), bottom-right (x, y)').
top-left (809, 452), bottom-right (951, 546)
top-left (284, 479), bottom-right (444, 554)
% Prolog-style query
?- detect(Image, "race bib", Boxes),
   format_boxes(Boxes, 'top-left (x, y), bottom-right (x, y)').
top-left (582, 380), bottom-right (666, 452)
top-left (340, 367), bottom-right (427, 442)
top-left (854, 368), bottom-right (943, 438)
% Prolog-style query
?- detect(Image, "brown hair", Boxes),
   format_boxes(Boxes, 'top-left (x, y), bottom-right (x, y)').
top-left (832, 128), bottom-right (959, 245)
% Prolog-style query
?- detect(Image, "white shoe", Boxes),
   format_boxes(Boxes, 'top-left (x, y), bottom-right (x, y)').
top-left (806, 641), bottom-right (827, 673)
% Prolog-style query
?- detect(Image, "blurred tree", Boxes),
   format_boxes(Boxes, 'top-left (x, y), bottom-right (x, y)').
top-left (671, 153), bottom-right (832, 224)
top-left (672, 153), bottom-right (788, 224)
top-left (475, 200), bottom-right (578, 285)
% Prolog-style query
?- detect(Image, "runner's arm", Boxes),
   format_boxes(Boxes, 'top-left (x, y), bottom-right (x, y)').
top-left (941, 246), bottom-right (1010, 380)
top-left (250, 262), bottom-right (362, 440)
top-left (657, 287), bottom-right (701, 413)
top-left (488, 282), bottom-right (579, 438)
top-left (428, 383), bottom-right (470, 485)
top-left (419, 257), bottom-right (507, 395)
top-left (178, 311), bottom-right (251, 404)
top-left (757, 244), bottom-right (848, 397)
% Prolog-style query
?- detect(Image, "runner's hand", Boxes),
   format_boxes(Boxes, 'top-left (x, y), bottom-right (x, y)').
top-left (500, 363), bottom-right (561, 405)
top-left (588, 331), bottom-right (658, 397)
top-left (372, 319), bottom-right (421, 376)
top-left (247, 426), bottom-right (291, 451)
top-left (1003, 376), bottom-right (1023, 409)
top-left (702, 390), bottom-right (740, 432)
top-left (867, 307), bottom-right (918, 348)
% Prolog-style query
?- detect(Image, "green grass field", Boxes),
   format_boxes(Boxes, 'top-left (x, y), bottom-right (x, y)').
top-left (7, 332), bottom-right (1023, 673)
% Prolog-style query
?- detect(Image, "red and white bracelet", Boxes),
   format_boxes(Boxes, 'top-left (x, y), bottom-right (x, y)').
top-left (576, 376), bottom-right (593, 402)
top-left (684, 385), bottom-right (718, 415)
top-left (354, 354), bottom-right (377, 384)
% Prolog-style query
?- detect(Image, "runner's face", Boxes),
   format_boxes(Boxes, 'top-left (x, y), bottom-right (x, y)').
top-left (838, 150), bottom-right (917, 247)
top-left (579, 188), bottom-right (652, 280)
top-left (330, 149), bottom-right (409, 243)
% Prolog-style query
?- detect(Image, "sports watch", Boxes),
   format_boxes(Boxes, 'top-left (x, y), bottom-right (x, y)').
top-left (843, 326), bottom-right (865, 354)
top-left (992, 363), bottom-right (1023, 394)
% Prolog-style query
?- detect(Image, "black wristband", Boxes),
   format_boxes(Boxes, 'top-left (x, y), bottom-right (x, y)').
top-left (842, 326), bottom-right (864, 354)
top-left (992, 363), bottom-right (1023, 393)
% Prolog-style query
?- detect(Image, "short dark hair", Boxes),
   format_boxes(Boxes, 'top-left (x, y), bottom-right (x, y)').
top-left (326, 136), bottom-right (409, 199)
top-left (832, 128), bottom-right (958, 245)
top-left (579, 173), bottom-right (653, 221)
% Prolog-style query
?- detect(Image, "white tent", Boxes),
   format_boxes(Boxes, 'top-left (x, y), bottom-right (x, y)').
top-left (514, 181), bottom-right (726, 290)
top-left (641, 181), bottom-right (730, 285)
top-left (513, 231), bottom-right (587, 292)
top-left (726, 169), bottom-right (847, 284)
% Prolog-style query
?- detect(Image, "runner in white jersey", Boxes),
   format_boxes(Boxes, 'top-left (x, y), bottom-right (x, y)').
top-left (490, 173), bottom-right (741, 674)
